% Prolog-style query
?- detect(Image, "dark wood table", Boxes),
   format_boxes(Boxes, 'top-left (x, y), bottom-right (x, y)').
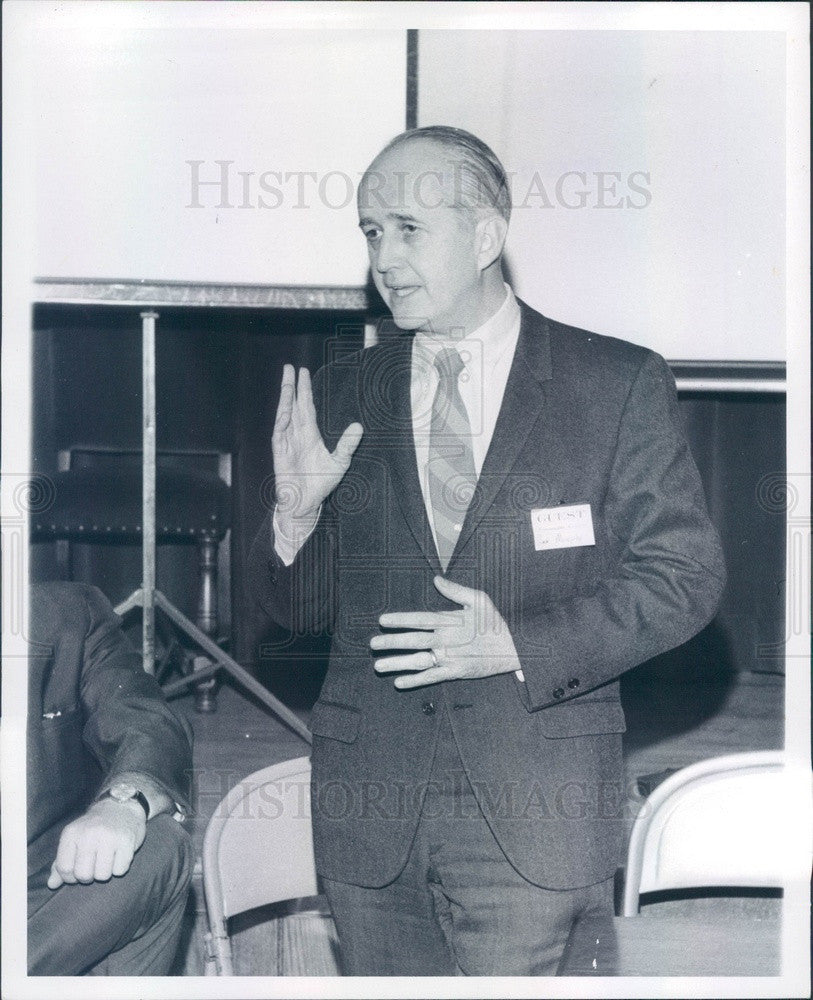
top-left (557, 915), bottom-right (780, 977)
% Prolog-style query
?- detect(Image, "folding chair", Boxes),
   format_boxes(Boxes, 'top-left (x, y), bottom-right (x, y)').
top-left (202, 756), bottom-right (337, 975)
top-left (621, 750), bottom-right (809, 916)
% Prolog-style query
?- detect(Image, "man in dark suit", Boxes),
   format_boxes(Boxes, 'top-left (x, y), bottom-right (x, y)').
top-left (27, 581), bottom-right (194, 975)
top-left (249, 126), bottom-right (726, 974)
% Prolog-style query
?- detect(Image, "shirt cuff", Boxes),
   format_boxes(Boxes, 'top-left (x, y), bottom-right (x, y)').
top-left (273, 504), bottom-right (321, 566)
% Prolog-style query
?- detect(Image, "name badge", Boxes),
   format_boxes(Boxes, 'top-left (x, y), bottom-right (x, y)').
top-left (531, 504), bottom-right (595, 551)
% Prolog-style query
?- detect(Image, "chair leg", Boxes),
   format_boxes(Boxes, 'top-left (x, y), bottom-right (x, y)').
top-left (214, 934), bottom-right (235, 976)
top-left (203, 927), bottom-right (235, 976)
top-left (193, 536), bottom-right (219, 713)
top-left (203, 912), bottom-right (235, 976)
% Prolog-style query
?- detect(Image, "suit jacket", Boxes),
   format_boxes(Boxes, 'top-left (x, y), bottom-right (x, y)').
top-left (27, 582), bottom-right (193, 875)
top-left (248, 301), bottom-right (726, 889)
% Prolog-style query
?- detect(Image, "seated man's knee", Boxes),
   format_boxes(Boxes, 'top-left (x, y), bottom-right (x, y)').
top-left (135, 815), bottom-right (194, 901)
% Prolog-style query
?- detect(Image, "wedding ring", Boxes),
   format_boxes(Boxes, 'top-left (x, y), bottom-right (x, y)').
top-left (429, 649), bottom-right (439, 668)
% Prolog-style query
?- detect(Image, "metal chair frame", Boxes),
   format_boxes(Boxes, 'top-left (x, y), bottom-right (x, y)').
top-left (202, 756), bottom-right (321, 975)
top-left (621, 750), bottom-right (794, 916)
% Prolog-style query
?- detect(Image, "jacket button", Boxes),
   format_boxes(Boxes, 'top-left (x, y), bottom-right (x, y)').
top-left (553, 688), bottom-right (565, 699)
top-left (567, 678), bottom-right (580, 689)
top-left (422, 701), bottom-right (436, 715)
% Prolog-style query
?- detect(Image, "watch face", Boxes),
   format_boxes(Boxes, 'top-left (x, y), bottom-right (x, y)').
top-left (110, 783), bottom-right (138, 802)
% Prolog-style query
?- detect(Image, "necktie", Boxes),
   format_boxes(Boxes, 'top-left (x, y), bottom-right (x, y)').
top-left (427, 347), bottom-right (477, 571)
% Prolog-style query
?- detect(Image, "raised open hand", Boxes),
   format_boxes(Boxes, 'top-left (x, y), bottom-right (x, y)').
top-left (273, 365), bottom-right (363, 523)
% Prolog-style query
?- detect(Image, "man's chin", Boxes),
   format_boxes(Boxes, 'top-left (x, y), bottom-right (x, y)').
top-left (389, 312), bottom-right (428, 331)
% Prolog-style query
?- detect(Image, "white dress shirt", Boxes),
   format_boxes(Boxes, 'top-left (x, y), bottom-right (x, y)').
top-left (410, 283), bottom-right (521, 552)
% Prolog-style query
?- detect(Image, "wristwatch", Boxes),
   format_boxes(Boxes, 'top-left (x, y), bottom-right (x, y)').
top-left (96, 782), bottom-right (150, 820)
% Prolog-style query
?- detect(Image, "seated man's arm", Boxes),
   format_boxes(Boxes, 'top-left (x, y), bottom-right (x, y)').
top-left (79, 586), bottom-right (192, 810)
top-left (49, 586), bottom-right (192, 889)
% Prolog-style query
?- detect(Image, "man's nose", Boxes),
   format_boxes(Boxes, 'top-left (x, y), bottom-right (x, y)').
top-left (374, 232), bottom-right (401, 273)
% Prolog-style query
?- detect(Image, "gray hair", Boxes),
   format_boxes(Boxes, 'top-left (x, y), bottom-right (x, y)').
top-left (377, 125), bottom-right (512, 225)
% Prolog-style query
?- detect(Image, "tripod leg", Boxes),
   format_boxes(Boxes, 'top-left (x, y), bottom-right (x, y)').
top-left (114, 588), bottom-right (144, 618)
top-left (153, 590), bottom-right (312, 745)
top-left (193, 536), bottom-right (219, 712)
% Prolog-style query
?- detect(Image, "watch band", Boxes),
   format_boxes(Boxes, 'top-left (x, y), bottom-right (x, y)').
top-left (96, 786), bottom-right (150, 820)
top-left (128, 789), bottom-right (151, 820)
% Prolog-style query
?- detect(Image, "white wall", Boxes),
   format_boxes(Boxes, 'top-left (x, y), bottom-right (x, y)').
top-left (24, 8), bottom-right (406, 286)
top-left (419, 30), bottom-right (786, 361)
top-left (13, 13), bottom-right (791, 356)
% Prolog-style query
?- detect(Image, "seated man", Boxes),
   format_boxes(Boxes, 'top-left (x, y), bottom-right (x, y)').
top-left (27, 581), bottom-right (194, 976)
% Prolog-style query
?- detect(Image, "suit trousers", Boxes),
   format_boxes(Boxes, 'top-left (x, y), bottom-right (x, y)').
top-left (322, 699), bottom-right (614, 975)
top-left (28, 814), bottom-right (193, 976)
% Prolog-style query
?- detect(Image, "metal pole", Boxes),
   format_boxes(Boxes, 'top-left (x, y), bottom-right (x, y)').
top-left (141, 311), bottom-right (159, 674)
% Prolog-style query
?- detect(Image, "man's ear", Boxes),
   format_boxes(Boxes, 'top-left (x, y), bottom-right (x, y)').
top-left (475, 214), bottom-right (508, 271)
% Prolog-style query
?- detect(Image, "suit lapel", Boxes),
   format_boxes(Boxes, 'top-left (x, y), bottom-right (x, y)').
top-left (360, 333), bottom-right (441, 572)
top-left (363, 303), bottom-right (553, 574)
top-left (450, 302), bottom-right (553, 567)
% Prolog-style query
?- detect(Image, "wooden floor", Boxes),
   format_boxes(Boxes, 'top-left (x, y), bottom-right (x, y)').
top-left (167, 669), bottom-right (785, 976)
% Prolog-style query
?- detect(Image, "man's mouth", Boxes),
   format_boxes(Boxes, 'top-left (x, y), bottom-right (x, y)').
top-left (389, 286), bottom-right (420, 300)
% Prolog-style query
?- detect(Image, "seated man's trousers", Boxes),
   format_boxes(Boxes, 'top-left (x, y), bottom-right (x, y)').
top-left (28, 814), bottom-right (193, 976)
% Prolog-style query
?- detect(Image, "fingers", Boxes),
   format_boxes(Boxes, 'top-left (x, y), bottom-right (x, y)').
top-left (73, 843), bottom-right (103, 884)
top-left (373, 650), bottom-right (437, 674)
top-left (370, 630), bottom-right (435, 652)
top-left (379, 611), bottom-right (460, 630)
top-left (51, 837), bottom-right (107, 885)
top-left (49, 843), bottom-right (128, 886)
top-left (295, 366), bottom-right (317, 429)
top-left (393, 665), bottom-right (457, 690)
top-left (111, 843), bottom-right (135, 878)
top-left (47, 807), bottom-right (142, 890)
top-left (433, 575), bottom-right (477, 606)
top-left (47, 865), bottom-right (64, 890)
top-left (275, 366), bottom-right (316, 433)
top-left (49, 833), bottom-right (78, 888)
top-left (273, 364), bottom-right (296, 435)
top-left (333, 422), bottom-right (364, 466)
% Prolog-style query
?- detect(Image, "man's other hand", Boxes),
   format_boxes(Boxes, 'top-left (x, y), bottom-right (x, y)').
top-left (371, 576), bottom-right (522, 689)
top-left (47, 799), bottom-right (147, 889)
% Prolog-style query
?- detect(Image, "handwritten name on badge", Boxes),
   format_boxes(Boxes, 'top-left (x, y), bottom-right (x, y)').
top-left (531, 504), bottom-right (595, 551)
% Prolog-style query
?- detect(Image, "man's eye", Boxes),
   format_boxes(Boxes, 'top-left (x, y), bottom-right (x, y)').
top-left (363, 228), bottom-right (381, 242)
top-left (401, 223), bottom-right (418, 235)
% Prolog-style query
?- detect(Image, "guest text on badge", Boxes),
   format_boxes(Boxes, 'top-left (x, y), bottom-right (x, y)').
top-left (530, 504), bottom-right (596, 551)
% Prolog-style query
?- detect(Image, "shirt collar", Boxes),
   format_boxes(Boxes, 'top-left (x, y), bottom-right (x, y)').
top-left (413, 284), bottom-right (521, 372)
